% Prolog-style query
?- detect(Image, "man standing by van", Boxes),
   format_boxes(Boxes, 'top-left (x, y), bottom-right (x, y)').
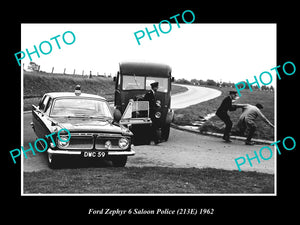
top-left (144, 82), bottom-right (160, 144)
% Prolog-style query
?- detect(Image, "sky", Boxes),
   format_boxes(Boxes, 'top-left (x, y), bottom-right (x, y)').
top-left (21, 23), bottom-right (276, 83)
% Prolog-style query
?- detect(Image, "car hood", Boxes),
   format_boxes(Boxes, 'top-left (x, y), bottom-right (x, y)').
top-left (52, 117), bottom-right (122, 134)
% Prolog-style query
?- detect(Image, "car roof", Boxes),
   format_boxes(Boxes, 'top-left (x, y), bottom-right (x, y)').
top-left (45, 92), bottom-right (106, 100)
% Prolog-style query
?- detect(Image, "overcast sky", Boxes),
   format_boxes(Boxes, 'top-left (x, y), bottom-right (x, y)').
top-left (21, 23), bottom-right (276, 83)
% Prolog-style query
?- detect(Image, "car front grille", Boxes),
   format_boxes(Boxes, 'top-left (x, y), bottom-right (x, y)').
top-left (67, 134), bottom-right (94, 150)
top-left (61, 133), bottom-right (126, 150)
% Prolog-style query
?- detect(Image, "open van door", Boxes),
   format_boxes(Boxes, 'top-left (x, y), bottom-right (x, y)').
top-left (120, 100), bottom-right (152, 125)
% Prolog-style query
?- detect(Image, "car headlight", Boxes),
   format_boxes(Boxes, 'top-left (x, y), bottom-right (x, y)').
top-left (119, 138), bottom-right (129, 149)
top-left (105, 140), bottom-right (112, 149)
top-left (57, 135), bottom-right (70, 148)
top-left (155, 112), bottom-right (161, 118)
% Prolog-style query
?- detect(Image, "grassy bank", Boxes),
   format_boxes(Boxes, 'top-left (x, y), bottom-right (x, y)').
top-left (23, 166), bottom-right (274, 194)
top-left (173, 86), bottom-right (275, 141)
top-left (23, 71), bottom-right (115, 110)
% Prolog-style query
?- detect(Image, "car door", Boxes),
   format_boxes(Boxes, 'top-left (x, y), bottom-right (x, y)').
top-left (32, 95), bottom-right (51, 138)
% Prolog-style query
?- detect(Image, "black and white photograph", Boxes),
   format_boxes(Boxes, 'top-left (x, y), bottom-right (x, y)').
top-left (21, 22), bottom-right (277, 195)
top-left (5, 3), bottom-right (298, 221)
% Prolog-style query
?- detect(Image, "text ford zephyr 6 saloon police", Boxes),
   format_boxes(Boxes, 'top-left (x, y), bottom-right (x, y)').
top-left (31, 86), bottom-right (135, 168)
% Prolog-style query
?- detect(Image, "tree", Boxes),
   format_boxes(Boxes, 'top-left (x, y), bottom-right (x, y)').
top-left (190, 79), bottom-right (198, 85)
top-left (206, 79), bottom-right (217, 86)
top-left (28, 62), bottom-right (40, 71)
top-left (175, 78), bottom-right (191, 84)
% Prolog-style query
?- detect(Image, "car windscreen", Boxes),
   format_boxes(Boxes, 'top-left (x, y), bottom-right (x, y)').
top-left (50, 98), bottom-right (113, 118)
top-left (122, 75), bottom-right (168, 93)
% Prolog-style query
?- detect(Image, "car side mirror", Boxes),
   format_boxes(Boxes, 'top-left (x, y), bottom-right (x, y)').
top-left (113, 109), bottom-right (122, 123)
top-left (171, 77), bottom-right (175, 82)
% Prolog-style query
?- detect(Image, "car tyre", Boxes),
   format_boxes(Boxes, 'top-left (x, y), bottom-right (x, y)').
top-left (111, 156), bottom-right (127, 167)
top-left (47, 152), bottom-right (60, 169)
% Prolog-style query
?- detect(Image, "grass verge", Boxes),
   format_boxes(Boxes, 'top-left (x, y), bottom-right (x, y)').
top-left (23, 166), bottom-right (274, 194)
top-left (173, 86), bottom-right (274, 141)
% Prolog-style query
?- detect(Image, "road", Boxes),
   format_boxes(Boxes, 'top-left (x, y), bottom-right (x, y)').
top-left (171, 84), bottom-right (221, 109)
top-left (22, 85), bottom-right (274, 174)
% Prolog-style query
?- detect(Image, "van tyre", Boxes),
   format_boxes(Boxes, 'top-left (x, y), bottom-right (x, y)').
top-left (161, 124), bottom-right (170, 141)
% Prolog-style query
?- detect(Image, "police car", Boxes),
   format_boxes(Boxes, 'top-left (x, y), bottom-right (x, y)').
top-left (31, 85), bottom-right (135, 168)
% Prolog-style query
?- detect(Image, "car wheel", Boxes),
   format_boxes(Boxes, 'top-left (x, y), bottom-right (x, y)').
top-left (47, 152), bottom-right (59, 169)
top-left (111, 156), bottom-right (127, 167)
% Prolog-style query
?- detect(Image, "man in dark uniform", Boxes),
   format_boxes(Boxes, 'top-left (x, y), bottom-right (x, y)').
top-left (216, 91), bottom-right (238, 142)
top-left (144, 81), bottom-right (160, 144)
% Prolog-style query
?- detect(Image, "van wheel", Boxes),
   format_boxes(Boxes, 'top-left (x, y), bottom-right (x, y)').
top-left (161, 124), bottom-right (170, 141)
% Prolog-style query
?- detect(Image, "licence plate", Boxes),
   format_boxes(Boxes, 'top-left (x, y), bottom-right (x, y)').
top-left (82, 151), bottom-right (107, 158)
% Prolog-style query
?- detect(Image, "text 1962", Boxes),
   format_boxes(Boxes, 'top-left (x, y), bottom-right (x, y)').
top-left (176, 208), bottom-right (214, 215)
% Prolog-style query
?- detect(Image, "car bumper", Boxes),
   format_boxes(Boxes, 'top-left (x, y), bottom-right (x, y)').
top-left (47, 145), bottom-right (135, 156)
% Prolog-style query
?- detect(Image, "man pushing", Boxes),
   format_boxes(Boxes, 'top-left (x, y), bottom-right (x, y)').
top-left (236, 103), bottom-right (274, 145)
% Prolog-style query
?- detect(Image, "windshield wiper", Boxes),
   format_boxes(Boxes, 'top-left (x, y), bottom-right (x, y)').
top-left (59, 115), bottom-right (89, 119)
top-left (60, 115), bottom-right (112, 121)
top-left (88, 116), bottom-right (113, 120)
top-left (66, 115), bottom-right (86, 118)
top-left (133, 73), bottom-right (139, 87)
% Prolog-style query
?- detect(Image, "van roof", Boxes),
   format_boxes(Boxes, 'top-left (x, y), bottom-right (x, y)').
top-left (119, 62), bottom-right (172, 77)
